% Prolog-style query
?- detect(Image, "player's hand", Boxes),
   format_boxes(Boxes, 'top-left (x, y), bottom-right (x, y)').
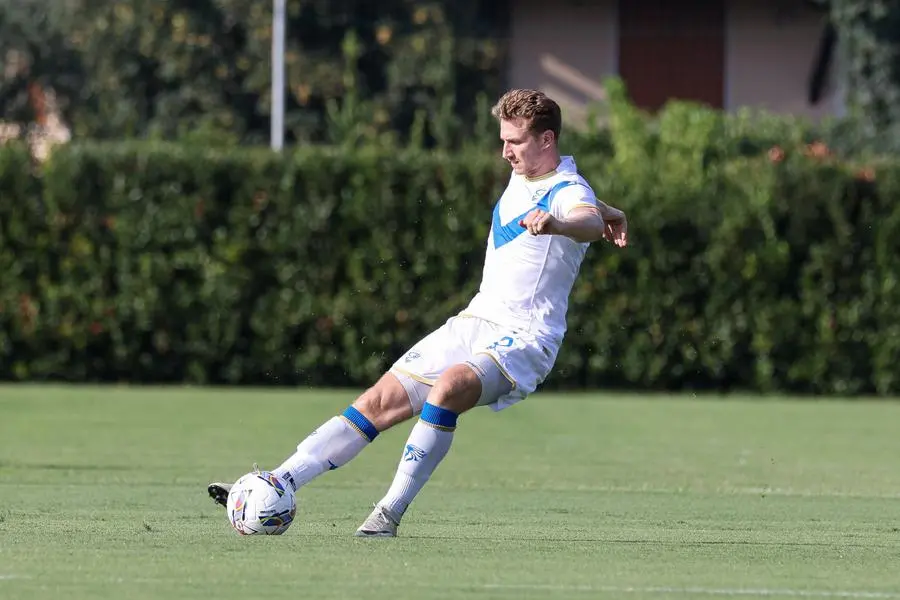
top-left (519, 209), bottom-right (559, 236)
top-left (602, 209), bottom-right (628, 248)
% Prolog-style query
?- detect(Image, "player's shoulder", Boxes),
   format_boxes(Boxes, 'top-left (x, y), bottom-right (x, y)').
top-left (556, 155), bottom-right (594, 185)
top-left (553, 159), bottom-right (596, 198)
top-left (548, 156), bottom-right (599, 214)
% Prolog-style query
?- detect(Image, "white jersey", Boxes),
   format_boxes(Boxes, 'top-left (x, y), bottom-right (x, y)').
top-left (462, 156), bottom-right (598, 348)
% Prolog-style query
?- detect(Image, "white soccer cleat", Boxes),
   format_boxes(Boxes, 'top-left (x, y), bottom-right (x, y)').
top-left (354, 504), bottom-right (401, 538)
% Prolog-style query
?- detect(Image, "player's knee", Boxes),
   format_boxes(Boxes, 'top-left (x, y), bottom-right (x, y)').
top-left (431, 356), bottom-right (514, 414)
top-left (352, 373), bottom-right (413, 432)
top-left (428, 364), bottom-right (482, 414)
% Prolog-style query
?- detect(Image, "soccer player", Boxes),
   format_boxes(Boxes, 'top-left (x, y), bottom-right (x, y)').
top-left (208, 89), bottom-right (628, 537)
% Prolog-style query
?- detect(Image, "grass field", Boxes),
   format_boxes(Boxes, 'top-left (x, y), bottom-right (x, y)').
top-left (1, 386), bottom-right (899, 600)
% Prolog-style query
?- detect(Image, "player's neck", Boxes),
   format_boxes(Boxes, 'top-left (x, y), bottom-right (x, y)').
top-left (524, 154), bottom-right (561, 182)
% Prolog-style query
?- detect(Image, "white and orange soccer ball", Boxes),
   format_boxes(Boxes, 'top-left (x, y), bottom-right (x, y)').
top-left (225, 469), bottom-right (296, 535)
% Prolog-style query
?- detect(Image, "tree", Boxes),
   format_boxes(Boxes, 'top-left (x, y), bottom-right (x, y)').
top-left (0, 0), bottom-right (510, 147)
top-left (0, 0), bottom-right (83, 132)
top-left (829, 0), bottom-right (900, 149)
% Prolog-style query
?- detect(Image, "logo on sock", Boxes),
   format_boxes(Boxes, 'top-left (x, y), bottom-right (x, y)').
top-left (403, 444), bottom-right (427, 462)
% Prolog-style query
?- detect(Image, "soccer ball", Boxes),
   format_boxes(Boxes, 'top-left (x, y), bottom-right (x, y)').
top-left (226, 470), bottom-right (296, 535)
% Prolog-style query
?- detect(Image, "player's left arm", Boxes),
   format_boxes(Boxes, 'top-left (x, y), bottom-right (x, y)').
top-left (554, 205), bottom-right (609, 244)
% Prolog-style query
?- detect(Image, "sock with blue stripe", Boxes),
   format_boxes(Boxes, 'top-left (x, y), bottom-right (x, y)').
top-left (273, 406), bottom-right (378, 490)
top-left (380, 402), bottom-right (458, 518)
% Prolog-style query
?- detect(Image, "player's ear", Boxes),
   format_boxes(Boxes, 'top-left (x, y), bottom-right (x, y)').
top-left (542, 130), bottom-right (554, 149)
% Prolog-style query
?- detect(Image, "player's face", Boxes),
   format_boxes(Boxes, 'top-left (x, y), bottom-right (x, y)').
top-left (499, 118), bottom-right (549, 176)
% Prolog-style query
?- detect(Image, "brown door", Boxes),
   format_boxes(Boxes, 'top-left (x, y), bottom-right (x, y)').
top-left (618, 0), bottom-right (725, 111)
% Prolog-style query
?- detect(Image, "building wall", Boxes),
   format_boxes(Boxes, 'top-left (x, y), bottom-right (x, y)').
top-left (726, 0), bottom-right (842, 117)
top-left (618, 0), bottom-right (726, 111)
top-left (508, 0), bottom-right (618, 127)
top-left (507, 0), bottom-right (842, 125)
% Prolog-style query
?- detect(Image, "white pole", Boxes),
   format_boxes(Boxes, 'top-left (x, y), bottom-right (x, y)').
top-left (271, 0), bottom-right (286, 151)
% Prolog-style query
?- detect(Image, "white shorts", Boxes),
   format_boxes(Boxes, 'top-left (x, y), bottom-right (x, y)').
top-left (389, 314), bottom-right (557, 413)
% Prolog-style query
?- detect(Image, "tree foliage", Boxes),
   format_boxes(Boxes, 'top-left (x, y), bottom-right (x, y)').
top-left (828, 0), bottom-right (900, 151)
top-left (1, 109), bottom-right (898, 394)
top-left (0, 0), bottom-right (509, 146)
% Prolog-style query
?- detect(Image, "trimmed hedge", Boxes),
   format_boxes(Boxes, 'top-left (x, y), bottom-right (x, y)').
top-left (2, 101), bottom-right (900, 394)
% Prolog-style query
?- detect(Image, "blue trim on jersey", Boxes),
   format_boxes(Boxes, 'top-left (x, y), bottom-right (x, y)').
top-left (341, 406), bottom-right (379, 442)
top-left (491, 180), bottom-right (581, 249)
top-left (420, 402), bottom-right (458, 430)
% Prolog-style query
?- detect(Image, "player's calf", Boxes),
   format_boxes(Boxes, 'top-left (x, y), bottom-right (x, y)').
top-left (359, 361), bottom-right (507, 535)
top-left (355, 400), bottom-right (459, 537)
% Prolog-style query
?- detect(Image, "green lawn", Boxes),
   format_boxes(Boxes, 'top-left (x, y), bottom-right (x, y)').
top-left (1, 386), bottom-right (899, 599)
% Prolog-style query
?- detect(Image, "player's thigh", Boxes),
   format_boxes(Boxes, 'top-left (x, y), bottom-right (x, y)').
top-left (472, 325), bottom-right (556, 410)
top-left (388, 317), bottom-right (472, 415)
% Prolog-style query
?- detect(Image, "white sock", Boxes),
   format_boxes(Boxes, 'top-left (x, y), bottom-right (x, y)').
top-left (380, 402), bottom-right (458, 518)
top-left (272, 406), bottom-right (379, 490)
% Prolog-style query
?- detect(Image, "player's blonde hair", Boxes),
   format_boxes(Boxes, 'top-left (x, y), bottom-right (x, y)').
top-left (491, 89), bottom-right (562, 142)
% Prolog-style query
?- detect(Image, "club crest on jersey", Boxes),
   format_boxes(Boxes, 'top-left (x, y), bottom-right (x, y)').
top-left (531, 188), bottom-right (548, 203)
top-left (491, 180), bottom-right (577, 249)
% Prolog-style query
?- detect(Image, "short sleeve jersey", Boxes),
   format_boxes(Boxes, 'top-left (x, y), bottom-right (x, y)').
top-left (462, 156), bottom-right (599, 346)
